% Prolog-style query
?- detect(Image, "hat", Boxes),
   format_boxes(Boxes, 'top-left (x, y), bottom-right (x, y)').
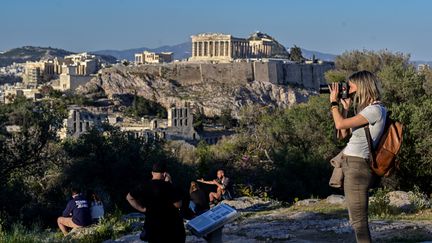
top-left (152, 162), bottom-right (167, 173)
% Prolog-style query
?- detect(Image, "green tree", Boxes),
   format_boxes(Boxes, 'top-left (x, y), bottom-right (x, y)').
top-left (124, 95), bottom-right (167, 118)
top-left (219, 108), bottom-right (234, 129)
top-left (290, 45), bottom-right (304, 62)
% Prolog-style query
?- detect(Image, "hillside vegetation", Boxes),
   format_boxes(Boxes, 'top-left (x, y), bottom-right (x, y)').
top-left (0, 50), bottom-right (431, 241)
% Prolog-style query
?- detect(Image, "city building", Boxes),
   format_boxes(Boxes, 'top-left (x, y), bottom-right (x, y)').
top-left (52, 52), bottom-right (99, 91)
top-left (23, 60), bottom-right (56, 86)
top-left (418, 63), bottom-right (430, 72)
top-left (62, 53), bottom-right (98, 75)
top-left (1, 85), bottom-right (41, 104)
top-left (134, 51), bottom-right (173, 64)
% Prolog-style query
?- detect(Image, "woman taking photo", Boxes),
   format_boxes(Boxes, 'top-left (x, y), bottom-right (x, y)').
top-left (329, 70), bottom-right (387, 243)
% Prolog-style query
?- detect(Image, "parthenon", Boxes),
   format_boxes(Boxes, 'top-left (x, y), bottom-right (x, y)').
top-left (190, 33), bottom-right (250, 62)
top-left (190, 32), bottom-right (289, 62)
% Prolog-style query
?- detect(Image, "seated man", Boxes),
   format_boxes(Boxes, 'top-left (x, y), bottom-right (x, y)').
top-left (57, 187), bottom-right (92, 236)
top-left (198, 169), bottom-right (231, 205)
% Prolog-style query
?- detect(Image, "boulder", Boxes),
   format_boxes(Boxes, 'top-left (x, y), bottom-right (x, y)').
top-left (222, 196), bottom-right (278, 211)
top-left (387, 191), bottom-right (414, 212)
top-left (295, 198), bottom-right (320, 206)
top-left (326, 194), bottom-right (345, 205)
top-left (66, 225), bottom-right (100, 240)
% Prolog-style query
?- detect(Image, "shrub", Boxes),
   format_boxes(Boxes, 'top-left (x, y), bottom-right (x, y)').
top-left (408, 186), bottom-right (431, 212)
top-left (369, 188), bottom-right (392, 217)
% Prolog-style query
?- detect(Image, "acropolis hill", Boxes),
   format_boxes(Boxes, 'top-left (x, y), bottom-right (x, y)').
top-left (79, 32), bottom-right (334, 116)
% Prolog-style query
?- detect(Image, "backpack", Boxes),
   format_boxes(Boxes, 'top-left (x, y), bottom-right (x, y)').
top-left (364, 111), bottom-right (403, 177)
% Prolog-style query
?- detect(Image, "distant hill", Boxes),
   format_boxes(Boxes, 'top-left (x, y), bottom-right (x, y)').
top-left (300, 48), bottom-right (337, 62)
top-left (411, 60), bottom-right (432, 68)
top-left (94, 41), bottom-right (336, 62)
top-left (0, 46), bottom-right (73, 67)
top-left (93, 42), bottom-right (191, 61)
top-left (0, 46), bottom-right (117, 67)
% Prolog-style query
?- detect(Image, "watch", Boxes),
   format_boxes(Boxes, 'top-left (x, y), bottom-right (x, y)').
top-left (330, 101), bottom-right (339, 108)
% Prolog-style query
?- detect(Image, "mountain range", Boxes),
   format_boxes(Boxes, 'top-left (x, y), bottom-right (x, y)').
top-left (2, 44), bottom-right (430, 68)
top-left (0, 46), bottom-right (117, 67)
top-left (92, 41), bottom-right (337, 62)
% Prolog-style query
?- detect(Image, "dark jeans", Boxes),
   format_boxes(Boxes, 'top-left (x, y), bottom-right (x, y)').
top-left (342, 155), bottom-right (373, 243)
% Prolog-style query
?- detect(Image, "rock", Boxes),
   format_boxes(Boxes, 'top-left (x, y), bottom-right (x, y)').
top-left (326, 194), bottom-right (345, 205)
top-left (387, 191), bottom-right (414, 213)
top-left (295, 198), bottom-right (320, 206)
top-left (288, 211), bottom-right (318, 220)
top-left (104, 232), bottom-right (142, 243)
top-left (222, 196), bottom-right (278, 211)
top-left (66, 225), bottom-right (100, 239)
top-left (121, 212), bottom-right (145, 221)
top-left (77, 65), bottom-right (314, 118)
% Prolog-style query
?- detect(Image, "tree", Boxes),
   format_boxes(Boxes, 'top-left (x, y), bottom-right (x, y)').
top-left (290, 45), bottom-right (304, 62)
top-left (219, 108), bottom-right (234, 129)
top-left (0, 99), bottom-right (65, 182)
top-left (124, 95), bottom-right (167, 118)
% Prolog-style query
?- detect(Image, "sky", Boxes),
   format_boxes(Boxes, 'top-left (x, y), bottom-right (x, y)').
top-left (1, 0), bottom-right (432, 60)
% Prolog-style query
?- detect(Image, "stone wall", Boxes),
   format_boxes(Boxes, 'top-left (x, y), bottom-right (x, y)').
top-left (131, 61), bottom-right (334, 90)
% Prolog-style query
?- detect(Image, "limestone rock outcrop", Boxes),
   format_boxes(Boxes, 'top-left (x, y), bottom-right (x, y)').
top-left (77, 65), bottom-right (312, 117)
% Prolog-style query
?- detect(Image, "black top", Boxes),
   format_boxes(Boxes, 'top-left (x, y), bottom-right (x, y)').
top-left (62, 194), bottom-right (92, 227)
top-left (129, 179), bottom-right (185, 243)
top-left (190, 189), bottom-right (209, 215)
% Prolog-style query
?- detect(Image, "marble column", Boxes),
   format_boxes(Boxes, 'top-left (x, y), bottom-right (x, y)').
top-left (215, 41), bottom-right (218, 56)
top-left (192, 42), bottom-right (196, 57)
top-left (219, 41), bottom-right (223, 56)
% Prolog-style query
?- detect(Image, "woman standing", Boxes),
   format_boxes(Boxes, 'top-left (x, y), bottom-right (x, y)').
top-left (329, 70), bottom-right (387, 243)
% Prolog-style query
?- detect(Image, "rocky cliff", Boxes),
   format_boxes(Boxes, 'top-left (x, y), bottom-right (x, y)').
top-left (78, 64), bottom-right (314, 117)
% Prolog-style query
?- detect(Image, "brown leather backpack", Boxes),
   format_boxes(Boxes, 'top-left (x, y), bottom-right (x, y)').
top-left (364, 112), bottom-right (403, 177)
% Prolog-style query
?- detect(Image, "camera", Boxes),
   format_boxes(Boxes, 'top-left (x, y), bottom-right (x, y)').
top-left (319, 82), bottom-right (350, 99)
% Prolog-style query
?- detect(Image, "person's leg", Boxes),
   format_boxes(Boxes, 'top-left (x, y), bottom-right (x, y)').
top-left (214, 189), bottom-right (222, 201)
top-left (209, 192), bottom-right (215, 202)
top-left (57, 217), bottom-right (80, 236)
top-left (189, 201), bottom-right (197, 213)
top-left (343, 156), bottom-right (373, 243)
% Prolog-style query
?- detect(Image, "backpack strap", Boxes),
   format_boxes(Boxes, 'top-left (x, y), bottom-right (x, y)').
top-left (364, 126), bottom-right (378, 169)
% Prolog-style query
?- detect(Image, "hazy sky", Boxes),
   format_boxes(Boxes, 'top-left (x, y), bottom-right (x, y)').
top-left (1, 0), bottom-right (431, 60)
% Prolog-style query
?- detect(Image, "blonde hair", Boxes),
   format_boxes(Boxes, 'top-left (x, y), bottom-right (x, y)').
top-left (347, 70), bottom-right (382, 113)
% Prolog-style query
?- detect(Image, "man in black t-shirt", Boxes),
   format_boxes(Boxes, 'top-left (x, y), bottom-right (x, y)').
top-left (57, 188), bottom-right (92, 236)
top-left (126, 162), bottom-right (185, 243)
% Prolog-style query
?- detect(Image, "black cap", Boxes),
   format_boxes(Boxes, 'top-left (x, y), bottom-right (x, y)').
top-left (152, 162), bottom-right (167, 173)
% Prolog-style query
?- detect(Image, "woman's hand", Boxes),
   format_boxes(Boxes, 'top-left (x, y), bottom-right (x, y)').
top-left (340, 98), bottom-right (352, 110)
top-left (329, 83), bottom-right (339, 103)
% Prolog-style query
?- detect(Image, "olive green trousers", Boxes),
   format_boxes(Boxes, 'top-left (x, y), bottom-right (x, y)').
top-left (342, 155), bottom-right (373, 243)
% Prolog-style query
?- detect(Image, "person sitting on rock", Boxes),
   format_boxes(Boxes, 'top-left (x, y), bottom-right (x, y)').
top-left (57, 187), bottom-right (92, 236)
top-left (189, 181), bottom-right (209, 216)
top-left (198, 169), bottom-right (231, 205)
top-left (89, 191), bottom-right (105, 224)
